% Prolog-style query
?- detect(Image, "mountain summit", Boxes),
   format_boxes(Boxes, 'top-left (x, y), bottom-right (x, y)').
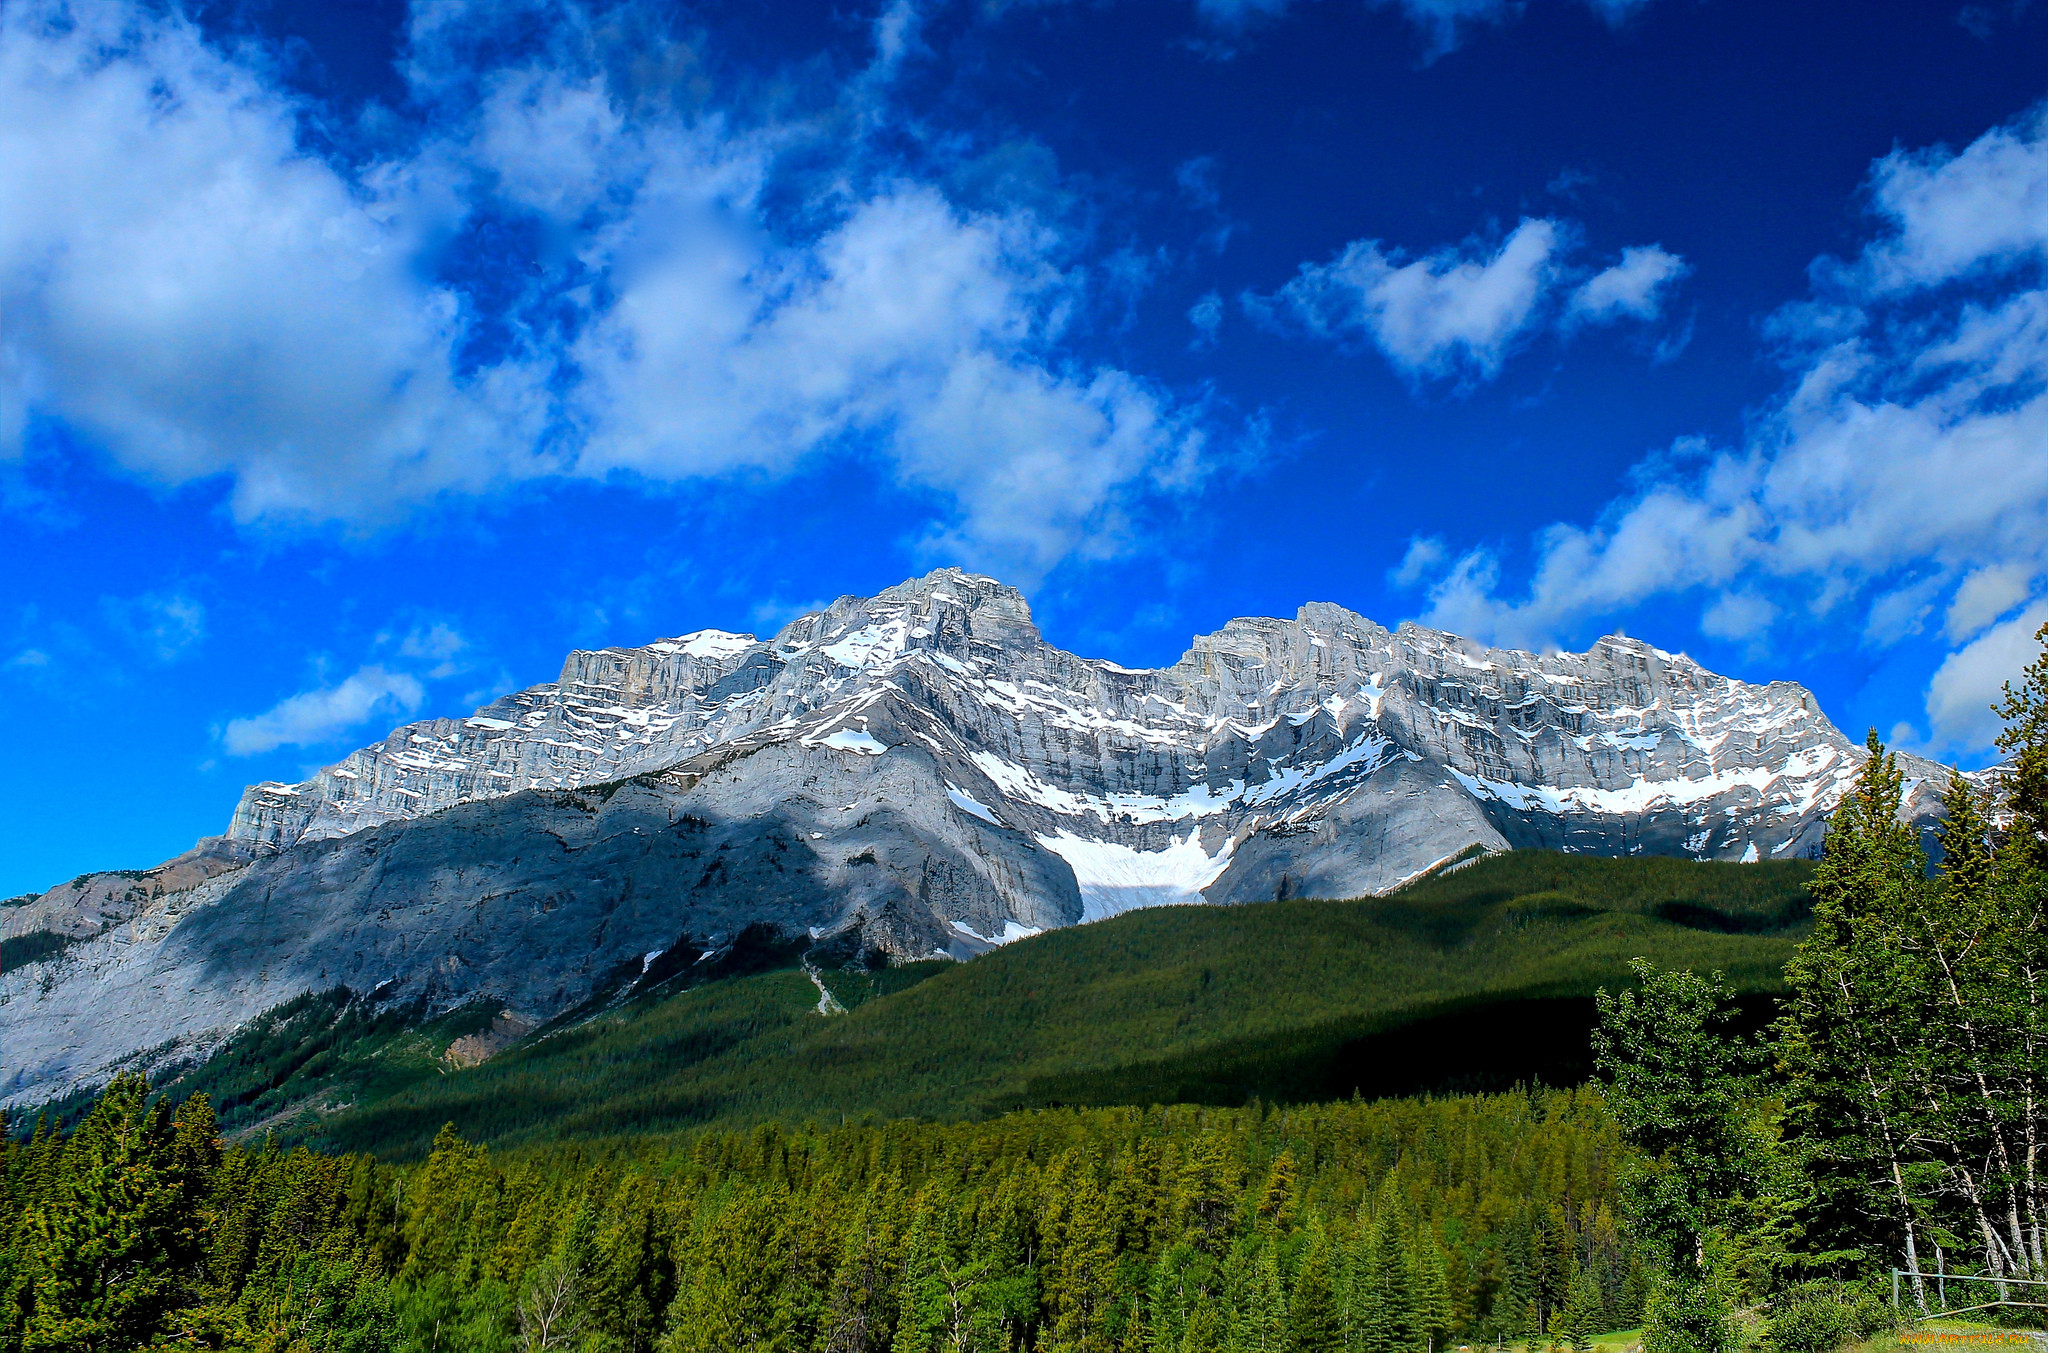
top-left (0, 570), bottom-right (1950, 1106)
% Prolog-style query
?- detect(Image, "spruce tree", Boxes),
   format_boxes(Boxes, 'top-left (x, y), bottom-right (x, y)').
top-left (1226, 1240), bottom-right (1287, 1353)
top-left (1288, 1222), bottom-right (1342, 1353)
top-left (1555, 1268), bottom-right (1604, 1353)
top-left (1149, 1242), bottom-right (1207, 1353)
top-left (1410, 1230), bottom-right (1453, 1353)
top-left (1993, 621), bottom-right (2048, 870)
top-left (20, 1075), bottom-right (185, 1353)
top-left (1773, 717), bottom-right (2048, 1300)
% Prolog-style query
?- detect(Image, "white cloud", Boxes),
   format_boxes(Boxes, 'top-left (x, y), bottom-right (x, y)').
top-left (1849, 104), bottom-right (2048, 294)
top-left (1256, 218), bottom-right (1564, 381)
top-left (1927, 601), bottom-right (2048, 752)
top-left (475, 68), bottom-right (633, 220)
top-left (1945, 564), bottom-right (2037, 642)
top-left (1567, 245), bottom-right (1688, 325)
top-left (572, 174), bottom-right (1207, 579)
top-left (1864, 573), bottom-right (1946, 645)
top-left (223, 666), bottom-right (426, 756)
top-left (397, 623), bottom-right (472, 679)
top-left (1394, 106), bottom-right (2048, 752)
top-left (399, 624), bottom-right (469, 663)
top-left (1391, 535), bottom-right (1448, 588)
top-left (1253, 218), bottom-right (1685, 382)
top-left (0, 4), bottom-right (550, 522)
top-left (0, 4), bottom-right (1220, 583)
top-left (1189, 291), bottom-right (1224, 347)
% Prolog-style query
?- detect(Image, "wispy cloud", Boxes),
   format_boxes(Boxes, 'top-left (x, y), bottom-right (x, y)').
top-left (222, 667), bottom-right (426, 756)
top-left (1566, 245), bottom-right (1689, 326)
top-left (1247, 218), bottom-right (1685, 384)
top-left (102, 591), bottom-right (207, 662)
top-left (1195, 0), bottom-right (1661, 54)
top-left (397, 623), bottom-right (472, 679)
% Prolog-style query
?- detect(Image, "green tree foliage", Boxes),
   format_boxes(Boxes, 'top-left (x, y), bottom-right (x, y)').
top-left (1775, 732), bottom-right (1936, 1286)
top-left (1593, 965), bottom-right (1760, 1275)
top-left (1594, 623), bottom-right (2048, 1348)
top-left (0, 1079), bottom-right (400, 1353)
top-left (1775, 720), bottom-right (2046, 1301)
top-left (2, 1084), bottom-right (1638, 1353)
top-left (1993, 621), bottom-right (2048, 870)
top-left (1592, 965), bottom-right (1760, 1353)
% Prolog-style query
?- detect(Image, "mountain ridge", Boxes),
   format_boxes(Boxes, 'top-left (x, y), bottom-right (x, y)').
top-left (0, 568), bottom-right (1967, 1109)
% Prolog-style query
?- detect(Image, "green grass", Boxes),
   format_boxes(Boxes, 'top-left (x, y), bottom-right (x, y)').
top-left (240, 850), bottom-right (1814, 1158)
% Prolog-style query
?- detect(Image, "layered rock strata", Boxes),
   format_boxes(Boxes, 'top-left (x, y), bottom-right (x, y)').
top-left (0, 569), bottom-right (1970, 1106)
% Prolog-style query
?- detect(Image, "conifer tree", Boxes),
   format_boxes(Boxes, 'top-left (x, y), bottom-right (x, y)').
top-left (1149, 1242), bottom-right (1208, 1353)
top-left (1411, 1229), bottom-right (1453, 1353)
top-left (1227, 1240), bottom-right (1287, 1353)
top-left (1177, 1139), bottom-right (1240, 1255)
top-left (663, 1183), bottom-right (792, 1353)
top-left (1555, 1267), bottom-right (1604, 1353)
top-left (1775, 731), bottom-right (1932, 1297)
top-left (1258, 1154), bottom-right (1300, 1235)
top-left (585, 1175), bottom-right (670, 1353)
top-left (1773, 698), bottom-right (2048, 1300)
top-left (1994, 621), bottom-right (2048, 870)
top-left (1288, 1221), bottom-right (1342, 1353)
top-left (1043, 1152), bottom-right (1121, 1352)
top-left (20, 1074), bottom-right (185, 1352)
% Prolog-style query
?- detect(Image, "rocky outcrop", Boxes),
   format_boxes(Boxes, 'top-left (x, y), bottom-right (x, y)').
top-left (0, 568), bottom-right (1981, 1107)
top-left (1, 837), bottom-right (259, 944)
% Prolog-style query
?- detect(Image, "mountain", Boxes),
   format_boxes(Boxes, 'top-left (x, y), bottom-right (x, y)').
top-left (0, 568), bottom-right (1961, 1110)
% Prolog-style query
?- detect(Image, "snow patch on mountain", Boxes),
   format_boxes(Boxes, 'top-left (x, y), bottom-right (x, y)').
top-left (1036, 830), bottom-right (1238, 922)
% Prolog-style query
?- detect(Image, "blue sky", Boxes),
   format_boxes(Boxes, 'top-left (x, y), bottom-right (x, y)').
top-left (0, 0), bottom-right (2042, 896)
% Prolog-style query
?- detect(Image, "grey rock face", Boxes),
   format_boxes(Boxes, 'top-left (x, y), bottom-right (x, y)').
top-left (0, 568), bottom-right (1974, 1106)
top-left (2, 837), bottom-right (259, 944)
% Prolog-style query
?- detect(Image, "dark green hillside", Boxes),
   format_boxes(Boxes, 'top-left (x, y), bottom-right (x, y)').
top-left (167, 850), bottom-right (1812, 1158)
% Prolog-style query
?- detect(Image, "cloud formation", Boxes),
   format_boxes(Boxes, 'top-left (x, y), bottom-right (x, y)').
top-left (0, 5), bottom-right (550, 521)
top-left (1395, 105), bottom-right (2048, 755)
top-left (1927, 602), bottom-right (2048, 751)
top-left (222, 667), bottom-right (426, 756)
top-left (0, 2), bottom-right (1213, 582)
top-left (1567, 246), bottom-right (1689, 325)
top-left (1249, 218), bottom-right (1683, 382)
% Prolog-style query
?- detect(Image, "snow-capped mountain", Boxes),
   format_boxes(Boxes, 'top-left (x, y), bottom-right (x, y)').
top-left (0, 569), bottom-right (1960, 1105)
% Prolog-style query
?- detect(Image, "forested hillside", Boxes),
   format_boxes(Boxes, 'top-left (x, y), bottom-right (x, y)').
top-left (152, 850), bottom-right (1815, 1159)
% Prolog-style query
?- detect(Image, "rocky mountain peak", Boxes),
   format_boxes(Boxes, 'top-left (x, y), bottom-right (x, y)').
top-left (1, 569), bottom-right (1980, 1110)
